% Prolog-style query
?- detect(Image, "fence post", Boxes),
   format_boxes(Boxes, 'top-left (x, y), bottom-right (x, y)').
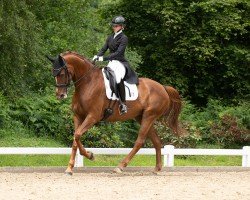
top-left (242, 146), bottom-right (250, 167)
top-left (164, 145), bottom-right (175, 167)
top-left (75, 149), bottom-right (84, 167)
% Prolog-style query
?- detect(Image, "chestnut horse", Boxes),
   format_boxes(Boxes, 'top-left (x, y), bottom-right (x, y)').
top-left (47, 51), bottom-right (182, 175)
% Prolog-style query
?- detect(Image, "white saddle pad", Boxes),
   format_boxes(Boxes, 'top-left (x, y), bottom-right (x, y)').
top-left (102, 68), bottom-right (138, 101)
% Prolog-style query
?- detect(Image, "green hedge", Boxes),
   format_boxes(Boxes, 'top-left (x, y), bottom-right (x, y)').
top-left (180, 99), bottom-right (250, 148)
top-left (1, 91), bottom-right (249, 148)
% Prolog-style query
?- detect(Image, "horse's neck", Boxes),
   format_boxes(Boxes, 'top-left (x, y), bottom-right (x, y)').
top-left (68, 55), bottom-right (93, 81)
top-left (68, 55), bottom-right (101, 89)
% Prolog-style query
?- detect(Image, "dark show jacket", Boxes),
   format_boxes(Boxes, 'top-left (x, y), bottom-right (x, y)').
top-left (97, 32), bottom-right (138, 84)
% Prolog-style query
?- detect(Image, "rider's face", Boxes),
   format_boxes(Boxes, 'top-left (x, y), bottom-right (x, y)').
top-left (112, 25), bottom-right (122, 33)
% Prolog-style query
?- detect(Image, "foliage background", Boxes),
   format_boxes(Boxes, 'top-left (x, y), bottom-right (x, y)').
top-left (0, 0), bottom-right (249, 148)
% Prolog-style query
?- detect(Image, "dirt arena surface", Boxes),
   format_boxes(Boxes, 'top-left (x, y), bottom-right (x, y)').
top-left (0, 168), bottom-right (250, 200)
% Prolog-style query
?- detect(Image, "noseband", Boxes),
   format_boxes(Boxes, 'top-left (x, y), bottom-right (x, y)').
top-left (53, 65), bottom-right (71, 88)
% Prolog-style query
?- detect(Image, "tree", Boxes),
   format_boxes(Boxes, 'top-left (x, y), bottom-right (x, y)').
top-left (0, 0), bottom-right (108, 96)
top-left (102, 0), bottom-right (250, 105)
top-left (0, 0), bottom-right (45, 96)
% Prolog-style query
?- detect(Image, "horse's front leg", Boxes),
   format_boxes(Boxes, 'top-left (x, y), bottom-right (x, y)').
top-left (74, 115), bottom-right (97, 160)
top-left (65, 116), bottom-right (81, 175)
top-left (65, 139), bottom-right (78, 175)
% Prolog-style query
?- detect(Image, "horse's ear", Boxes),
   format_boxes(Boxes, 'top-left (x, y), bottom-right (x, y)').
top-left (46, 55), bottom-right (56, 63)
top-left (58, 55), bottom-right (65, 66)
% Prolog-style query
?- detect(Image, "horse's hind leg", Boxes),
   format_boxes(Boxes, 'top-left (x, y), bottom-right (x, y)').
top-left (148, 126), bottom-right (162, 172)
top-left (114, 114), bottom-right (156, 173)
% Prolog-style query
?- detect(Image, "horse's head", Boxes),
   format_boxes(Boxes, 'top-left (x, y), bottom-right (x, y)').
top-left (46, 55), bottom-right (71, 100)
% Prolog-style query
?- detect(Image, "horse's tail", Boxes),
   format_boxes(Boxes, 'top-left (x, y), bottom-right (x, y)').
top-left (163, 86), bottom-right (182, 136)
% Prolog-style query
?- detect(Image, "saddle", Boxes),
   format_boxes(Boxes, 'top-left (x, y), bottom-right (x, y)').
top-left (101, 67), bottom-right (138, 120)
top-left (102, 67), bottom-right (138, 101)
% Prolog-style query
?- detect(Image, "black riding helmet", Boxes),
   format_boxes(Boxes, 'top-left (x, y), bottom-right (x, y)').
top-left (110, 16), bottom-right (126, 27)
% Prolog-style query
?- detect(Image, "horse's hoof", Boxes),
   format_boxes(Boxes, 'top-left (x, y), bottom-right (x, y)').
top-left (153, 171), bottom-right (160, 175)
top-left (113, 167), bottom-right (123, 174)
top-left (88, 151), bottom-right (95, 161)
top-left (64, 171), bottom-right (73, 176)
top-left (153, 167), bottom-right (162, 175)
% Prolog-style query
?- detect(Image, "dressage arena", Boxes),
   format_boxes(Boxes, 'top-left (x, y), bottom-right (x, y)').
top-left (0, 167), bottom-right (249, 200)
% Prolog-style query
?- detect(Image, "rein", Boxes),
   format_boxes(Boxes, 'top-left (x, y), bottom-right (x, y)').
top-left (72, 65), bottom-right (95, 88)
top-left (55, 57), bottom-right (96, 88)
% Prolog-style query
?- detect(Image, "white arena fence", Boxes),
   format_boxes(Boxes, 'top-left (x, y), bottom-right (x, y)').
top-left (0, 145), bottom-right (249, 168)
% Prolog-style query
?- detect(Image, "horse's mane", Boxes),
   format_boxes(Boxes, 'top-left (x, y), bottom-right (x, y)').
top-left (61, 51), bottom-right (95, 67)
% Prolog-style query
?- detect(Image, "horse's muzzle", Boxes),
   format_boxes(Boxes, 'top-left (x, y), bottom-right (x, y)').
top-left (57, 93), bottom-right (68, 100)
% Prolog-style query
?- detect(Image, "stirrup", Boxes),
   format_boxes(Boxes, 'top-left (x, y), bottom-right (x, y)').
top-left (119, 104), bottom-right (127, 115)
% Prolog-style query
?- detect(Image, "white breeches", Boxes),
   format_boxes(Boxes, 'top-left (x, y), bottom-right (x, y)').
top-left (107, 60), bottom-right (126, 83)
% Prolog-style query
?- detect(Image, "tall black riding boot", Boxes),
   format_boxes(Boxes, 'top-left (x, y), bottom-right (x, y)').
top-left (117, 80), bottom-right (127, 115)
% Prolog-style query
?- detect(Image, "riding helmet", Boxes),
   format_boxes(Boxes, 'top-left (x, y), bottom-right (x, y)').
top-left (110, 16), bottom-right (126, 26)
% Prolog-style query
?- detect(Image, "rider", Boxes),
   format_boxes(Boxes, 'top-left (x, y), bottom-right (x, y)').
top-left (92, 16), bottom-right (138, 115)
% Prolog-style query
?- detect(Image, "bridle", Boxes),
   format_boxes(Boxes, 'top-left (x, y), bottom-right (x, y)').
top-left (53, 58), bottom-right (95, 88)
top-left (54, 64), bottom-right (71, 88)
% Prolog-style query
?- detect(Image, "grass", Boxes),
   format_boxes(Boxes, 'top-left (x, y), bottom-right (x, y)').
top-left (174, 155), bottom-right (241, 166)
top-left (0, 155), bottom-right (69, 167)
top-left (84, 155), bottom-right (242, 167)
top-left (0, 131), bottom-right (65, 147)
top-left (0, 131), bottom-right (242, 167)
top-left (0, 155), bottom-right (242, 167)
